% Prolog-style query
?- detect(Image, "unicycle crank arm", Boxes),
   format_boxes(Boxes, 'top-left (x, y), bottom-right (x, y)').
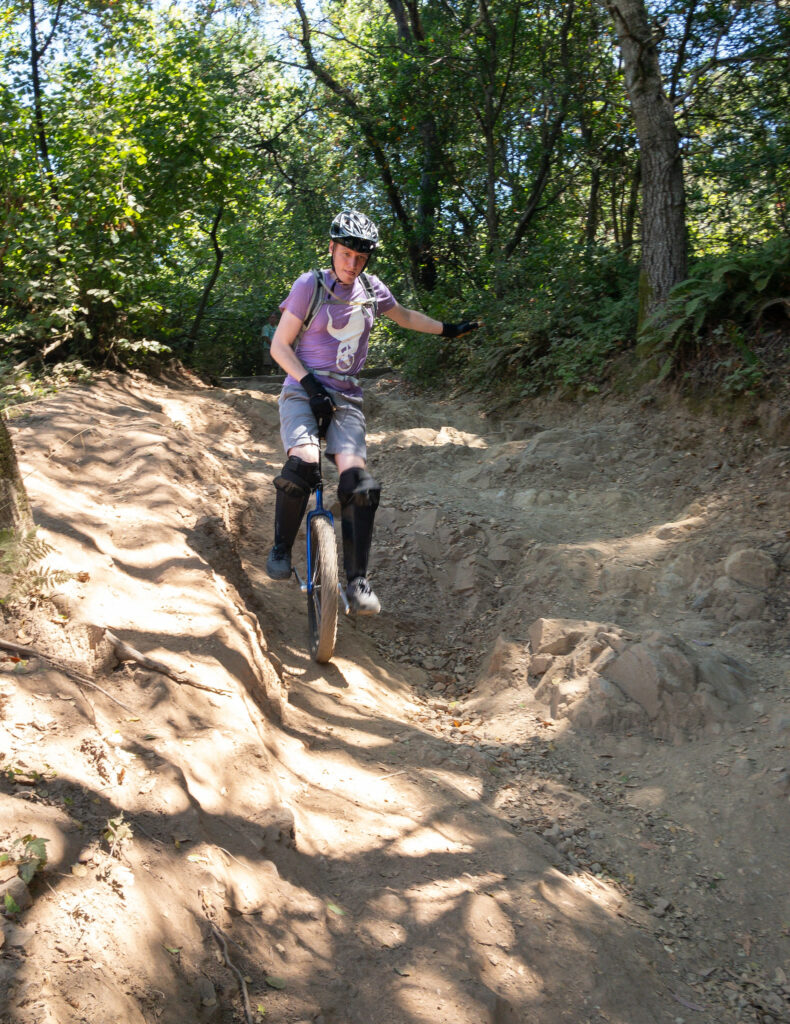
top-left (337, 582), bottom-right (351, 615)
top-left (292, 568), bottom-right (307, 593)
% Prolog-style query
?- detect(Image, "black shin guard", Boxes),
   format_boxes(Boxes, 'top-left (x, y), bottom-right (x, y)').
top-left (338, 467), bottom-right (381, 582)
top-left (273, 456), bottom-right (320, 550)
top-left (273, 489), bottom-right (308, 551)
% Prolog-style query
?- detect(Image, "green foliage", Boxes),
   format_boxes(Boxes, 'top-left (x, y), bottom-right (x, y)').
top-left (636, 237), bottom-right (790, 388)
top-left (1, 3), bottom-right (296, 373)
top-left (104, 814), bottom-right (133, 857)
top-left (0, 0), bottom-right (787, 391)
top-left (0, 834), bottom-right (49, 887)
top-left (0, 530), bottom-right (50, 576)
top-left (384, 287), bottom-right (477, 383)
top-left (4, 893), bottom-right (21, 915)
top-left (0, 360), bottom-right (93, 414)
top-left (0, 531), bottom-right (74, 601)
top-left (390, 250), bottom-right (638, 396)
top-left (507, 253), bottom-right (639, 395)
top-left (7, 565), bottom-right (76, 601)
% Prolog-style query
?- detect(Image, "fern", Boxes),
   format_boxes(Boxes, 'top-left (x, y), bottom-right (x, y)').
top-left (24, 536), bottom-right (54, 563)
top-left (637, 237), bottom-right (790, 377)
top-left (8, 567), bottom-right (76, 601)
top-left (1, 531), bottom-right (74, 602)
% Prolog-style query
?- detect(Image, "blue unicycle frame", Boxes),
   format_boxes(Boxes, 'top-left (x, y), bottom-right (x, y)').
top-left (292, 444), bottom-right (349, 662)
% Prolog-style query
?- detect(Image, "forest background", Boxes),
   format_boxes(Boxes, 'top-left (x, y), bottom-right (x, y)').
top-left (1, 0), bottom-right (788, 403)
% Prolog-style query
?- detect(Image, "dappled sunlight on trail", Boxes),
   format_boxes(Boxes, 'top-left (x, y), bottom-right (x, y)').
top-left (3, 373), bottom-right (788, 1024)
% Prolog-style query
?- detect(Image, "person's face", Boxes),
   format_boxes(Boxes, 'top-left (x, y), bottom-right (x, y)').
top-left (330, 242), bottom-right (369, 285)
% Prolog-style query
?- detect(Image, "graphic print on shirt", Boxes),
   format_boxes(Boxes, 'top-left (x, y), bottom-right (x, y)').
top-left (327, 304), bottom-right (367, 371)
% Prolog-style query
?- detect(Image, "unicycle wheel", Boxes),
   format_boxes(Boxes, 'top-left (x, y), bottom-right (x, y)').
top-left (307, 514), bottom-right (339, 662)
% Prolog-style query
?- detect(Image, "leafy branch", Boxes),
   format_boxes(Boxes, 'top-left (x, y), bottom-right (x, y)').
top-left (0, 834), bottom-right (49, 887)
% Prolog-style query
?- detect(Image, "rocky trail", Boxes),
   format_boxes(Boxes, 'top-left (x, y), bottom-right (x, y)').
top-left (1, 370), bottom-right (789, 1024)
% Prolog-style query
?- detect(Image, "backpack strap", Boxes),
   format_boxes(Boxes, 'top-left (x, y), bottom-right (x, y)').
top-left (298, 270), bottom-right (326, 338)
top-left (359, 272), bottom-right (378, 319)
top-left (298, 269), bottom-right (378, 339)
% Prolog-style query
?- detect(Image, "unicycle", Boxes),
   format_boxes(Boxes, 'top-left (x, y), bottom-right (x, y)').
top-left (292, 443), bottom-right (349, 663)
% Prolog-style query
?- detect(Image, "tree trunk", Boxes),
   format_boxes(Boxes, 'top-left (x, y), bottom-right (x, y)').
top-left (294, 0), bottom-right (441, 291)
top-left (28, 0), bottom-right (60, 190)
top-left (602, 0), bottom-right (687, 319)
top-left (504, 0), bottom-right (575, 260)
top-left (414, 117), bottom-right (440, 292)
top-left (185, 200), bottom-right (224, 356)
top-left (0, 417), bottom-right (34, 575)
top-left (503, 95), bottom-right (570, 259)
top-left (584, 164), bottom-right (601, 246)
top-left (382, 0), bottom-right (442, 290)
top-left (623, 155), bottom-right (641, 255)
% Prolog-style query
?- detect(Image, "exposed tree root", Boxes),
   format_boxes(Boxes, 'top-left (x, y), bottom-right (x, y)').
top-left (207, 919), bottom-right (254, 1024)
top-left (0, 637), bottom-right (136, 713)
top-left (0, 628), bottom-right (232, 711)
top-left (104, 630), bottom-right (232, 696)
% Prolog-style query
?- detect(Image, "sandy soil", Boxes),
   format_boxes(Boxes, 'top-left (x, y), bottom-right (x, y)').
top-left (1, 369), bottom-right (789, 1024)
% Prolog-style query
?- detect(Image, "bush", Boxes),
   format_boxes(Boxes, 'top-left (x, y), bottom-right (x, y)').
top-left (381, 249), bottom-right (639, 396)
top-left (468, 251), bottom-right (639, 395)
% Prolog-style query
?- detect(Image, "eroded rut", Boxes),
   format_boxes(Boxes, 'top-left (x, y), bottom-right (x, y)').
top-left (232, 378), bottom-right (790, 1024)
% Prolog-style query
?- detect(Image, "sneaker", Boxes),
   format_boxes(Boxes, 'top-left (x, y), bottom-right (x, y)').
top-left (346, 576), bottom-right (381, 615)
top-left (266, 544), bottom-right (292, 580)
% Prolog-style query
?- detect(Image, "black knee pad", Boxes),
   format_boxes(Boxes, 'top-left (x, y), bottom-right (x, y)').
top-left (274, 456), bottom-right (320, 497)
top-left (338, 467), bottom-right (381, 510)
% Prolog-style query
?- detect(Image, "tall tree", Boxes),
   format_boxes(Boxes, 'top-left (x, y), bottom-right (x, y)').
top-left (601, 0), bottom-right (687, 318)
top-left (289, 0), bottom-right (444, 290)
top-left (27, 0), bottom-right (61, 185)
top-left (0, 417), bottom-right (33, 544)
top-left (502, 0), bottom-right (578, 261)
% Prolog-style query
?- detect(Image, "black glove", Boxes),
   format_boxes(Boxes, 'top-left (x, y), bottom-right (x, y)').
top-left (300, 372), bottom-right (336, 438)
top-left (441, 321), bottom-right (480, 339)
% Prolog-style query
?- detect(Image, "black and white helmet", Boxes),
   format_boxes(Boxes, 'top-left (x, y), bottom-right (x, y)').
top-left (330, 210), bottom-right (379, 254)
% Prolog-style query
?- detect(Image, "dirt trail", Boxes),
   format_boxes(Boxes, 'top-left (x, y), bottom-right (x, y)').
top-left (1, 370), bottom-right (789, 1024)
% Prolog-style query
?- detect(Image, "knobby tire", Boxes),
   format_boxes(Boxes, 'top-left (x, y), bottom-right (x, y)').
top-left (307, 515), bottom-right (339, 663)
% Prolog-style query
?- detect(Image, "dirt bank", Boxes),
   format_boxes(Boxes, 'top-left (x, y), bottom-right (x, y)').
top-left (1, 370), bottom-right (788, 1024)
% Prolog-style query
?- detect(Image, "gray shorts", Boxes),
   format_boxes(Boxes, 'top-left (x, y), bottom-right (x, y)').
top-left (279, 386), bottom-right (367, 460)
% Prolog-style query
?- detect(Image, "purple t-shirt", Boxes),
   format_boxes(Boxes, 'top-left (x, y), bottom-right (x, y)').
top-left (280, 270), bottom-right (396, 399)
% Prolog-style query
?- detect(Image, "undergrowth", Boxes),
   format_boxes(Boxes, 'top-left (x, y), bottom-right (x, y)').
top-left (390, 250), bottom-right (639, 395)
top-left (0, 835), bottom-right (49, 899)
top-left (388, 238), bottom-right (788, 402)
top-left (0, 359), bottom-right (93, 415)
top-left (637, 236), bottom-right (790, 395)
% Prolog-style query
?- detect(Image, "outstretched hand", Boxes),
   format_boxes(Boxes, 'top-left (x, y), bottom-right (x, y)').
top-left (441, 320), bottom-right (482, 339)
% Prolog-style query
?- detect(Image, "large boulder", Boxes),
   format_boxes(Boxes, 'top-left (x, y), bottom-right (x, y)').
top-left (723, 547), bottom-right (777, 589)
top-left (600, 632), bottom-right (752, 736)
top-left (522, 618), bottom-right (754, 740)
top-left (529, 617), bottom-right (607, 656)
